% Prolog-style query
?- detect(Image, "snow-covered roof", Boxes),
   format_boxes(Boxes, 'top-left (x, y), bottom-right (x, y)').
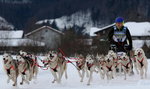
top-left (0, 38), bottom-right (45, 47)
top-left (25, 26), bottom-right (63, 37)
top-left (124, 22), bottom-right (150, 36)
top-left (0, 30), bottom-right (23, 39)
top-left (91, 22), bottom-right (150, 36)
top-left (90, 23), bottom-right (115, 36)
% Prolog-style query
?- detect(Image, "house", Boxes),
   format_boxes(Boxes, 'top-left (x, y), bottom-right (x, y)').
top-left (0, 30), bottom-right (45, 54)
top-left (25, 26), bottom-right (63, 49)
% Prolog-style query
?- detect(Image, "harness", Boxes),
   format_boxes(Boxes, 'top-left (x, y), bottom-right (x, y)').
top-left (87, 63), bottom-right (94, 70)
top-left (106, 66), bottom-right (112, 71)
top-left (121, 62), bottom-right (130, 69)
top-left (137, 57), bottom-right (144, 67)
top-left (76, 62), bottom-right (84, 70)
top-left (5, 65), bottom-right (15, 75)
top-left (113, 26), bottom-right (127, 42)
top-left (50, 64), bottom-right (58, 72)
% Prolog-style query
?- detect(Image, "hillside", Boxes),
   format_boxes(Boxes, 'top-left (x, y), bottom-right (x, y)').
top-left (0, 0), bottom-right (150, 32)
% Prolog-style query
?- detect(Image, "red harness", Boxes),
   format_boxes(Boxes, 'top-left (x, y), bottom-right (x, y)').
top-left (106, 66), bottom-right (112, 71)
top-left (137, 57), bottom-right (144, 63)
top-left (5, 65), bottom-right (15, 70)
top-left (137, 57), bottom-right (144, 67)
top-left (50, 64), bottom-right (58, 72)
top-left (87, 63), bottom-right (94, 70)
top-left (121, 62), bottom-right (130, 69)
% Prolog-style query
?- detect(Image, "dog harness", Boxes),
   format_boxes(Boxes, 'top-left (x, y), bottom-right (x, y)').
top-left (5, 65), bottom-right (15, 75)
top-left (137, 58), bottom-right (144, 67)
top-left (87, 63), bottom-right (94, 70)
top-left (121, 62), bottom-right (130, 69)
top-left (106, 66), bottom-right (112, 71)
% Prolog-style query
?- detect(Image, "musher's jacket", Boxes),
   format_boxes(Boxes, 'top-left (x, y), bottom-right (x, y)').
top-left (108, 26), bottom-right (133, 51)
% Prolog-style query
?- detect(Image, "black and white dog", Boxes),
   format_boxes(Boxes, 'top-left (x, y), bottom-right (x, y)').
top-left (3, 53), bottom-right (19, 86)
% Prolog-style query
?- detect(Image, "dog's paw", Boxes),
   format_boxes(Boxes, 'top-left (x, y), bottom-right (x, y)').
top-left (87, 83), bottom-right (90, 86)
top-left (20, 82), bottom-right (23, 85)
top-left (124, 78), bottom-right (126, 80)
top-left (12, 83), bottom-right (17, 86)
top-left (80, 80), bottom-right (83, 82)
top-left (25, 81), bottom-right (30, 85)
top-left (7, 79), bottom-right (10, 83)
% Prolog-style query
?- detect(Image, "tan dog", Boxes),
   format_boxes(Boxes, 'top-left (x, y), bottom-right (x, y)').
top-left (75, 54), bottom-right (86, 82)
top-left (84, 54), bottom-right (98, 85)
top-left (134, 48), bottom-right (148, 79)
top-left (3, 53), bottom-right (19, 86)
top-left (42, 51), bottom-right (68, 83)
top-left (103, 55), bottom-right (115, 81)
top-left (19, 50), bottom-right (39, 79)
top-left (96, 54), bottom-right (106, 79)
top-left (16, 55), bottom-right (33, 85)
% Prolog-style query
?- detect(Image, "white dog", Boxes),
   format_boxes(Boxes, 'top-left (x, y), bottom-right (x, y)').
top-left (19, 50), bottom-right (39, 79)
top-left (3, 53), bottom-right (19, 86)
top-left (120, 52), bottom-right (132, 80)
top-left (84, 54), bottom-right (98, 85)
top-left (42, 51), bottom-right (68, 83)
top-left (96, 54), bottom-right (106, 79)
top-left (75, 54), bottom-right (86, 82)
top-left (103, 55), bottom-right (115, 81)
top-left (16, 55), bottom-right (33, 85)
top-left (134, 48), bottom-right (148, 79)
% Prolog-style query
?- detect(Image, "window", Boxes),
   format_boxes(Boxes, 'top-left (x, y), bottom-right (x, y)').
top-left (41, 36), bottom-right (44, 40)
top-left (45, 30), bottom-right (48, 32)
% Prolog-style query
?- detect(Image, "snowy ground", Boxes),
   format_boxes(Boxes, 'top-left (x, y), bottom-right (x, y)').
top-left (1, 56), bottom-right (150, 89)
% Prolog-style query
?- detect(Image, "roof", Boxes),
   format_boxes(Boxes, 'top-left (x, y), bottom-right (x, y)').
top-left (94, 23), bottom-right (115, 35)
top-left (93, 22), bottom-right (150, 36)
top-left (124, 22), bottom-right (150, 36)
top-left (0, 30), bottom-right (23, 39)
top-left (25, 26), bottom-right (64, 37)
top-left (0, 38), bottom-right (45, 47)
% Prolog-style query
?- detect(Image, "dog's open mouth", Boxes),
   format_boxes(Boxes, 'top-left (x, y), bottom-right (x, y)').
top-left (4, 60), bottom-right (8, 64)
top-left (50, 54), bottom-right (54, 58)
top-left (138, 52), bottom-right (142, 57)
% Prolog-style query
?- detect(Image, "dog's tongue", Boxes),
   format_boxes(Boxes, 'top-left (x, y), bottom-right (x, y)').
top-left (138, 52), bottom-right (141, 57)
top-left (4, 60), bottom-right (8, 64)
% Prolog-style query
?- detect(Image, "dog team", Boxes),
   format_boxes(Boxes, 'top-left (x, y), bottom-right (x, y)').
top-left (2, 48), bottom-right (148, 86)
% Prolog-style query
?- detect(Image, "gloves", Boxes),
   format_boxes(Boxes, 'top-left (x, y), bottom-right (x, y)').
top-left (128, 45), bottom-right (132, 50)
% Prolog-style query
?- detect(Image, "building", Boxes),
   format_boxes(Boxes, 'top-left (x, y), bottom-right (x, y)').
top-left (0, 30), bottom-right (45, 54)
top-left (25, 26), bottom-right (63, 49)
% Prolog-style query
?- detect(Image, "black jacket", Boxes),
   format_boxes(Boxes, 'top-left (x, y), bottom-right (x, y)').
top-left (108, 26), bottom-right (133, 50)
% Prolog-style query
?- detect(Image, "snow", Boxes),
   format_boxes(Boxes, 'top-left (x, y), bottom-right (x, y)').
top-left (0, 30), bottom-right (23, 39)
top-left (0, 16), bottom-right (14, 30)
top-left (36, 10), bottom-right (95, 34)
top-left (90, 27), bottom-right (101, 36)
top-left (124, 22), bottom-right (150, 36)
top-left (1, 55), bottom-right (150, 89)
